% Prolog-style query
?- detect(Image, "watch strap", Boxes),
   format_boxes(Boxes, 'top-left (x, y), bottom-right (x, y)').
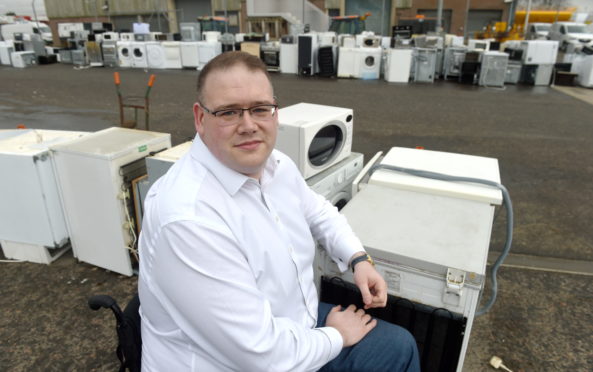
top-left (351, 254), bottom-right (374, 273)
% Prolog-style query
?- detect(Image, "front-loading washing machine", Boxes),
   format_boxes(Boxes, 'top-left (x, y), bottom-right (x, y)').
top-left (306, 152), bottom-right (364, 210)
top-left (355, 47), bottom-right (382, 80)
top-left (117, 41), bottom-right (133, 67)
top-left (146, 41), bottom-right (166, 69)
top-left (162, 41), bottom-right (182, 69)
top-left (131, 42), bottom-right (148, 68)
top-left (180, 41), bottom-right (200, 68)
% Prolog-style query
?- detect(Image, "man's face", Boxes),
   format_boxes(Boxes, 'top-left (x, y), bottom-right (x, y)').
top-left (193, 64), bottom-right (277, 179)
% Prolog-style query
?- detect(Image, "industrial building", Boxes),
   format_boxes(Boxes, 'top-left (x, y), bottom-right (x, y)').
top-left (0, 0), bottom-right (592, 371)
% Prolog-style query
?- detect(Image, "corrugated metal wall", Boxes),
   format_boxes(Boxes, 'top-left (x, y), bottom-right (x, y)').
top-left (45, 0), bottom-right (167, 18)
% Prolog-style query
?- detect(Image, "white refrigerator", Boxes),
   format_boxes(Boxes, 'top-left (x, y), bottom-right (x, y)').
top-left (51, 127), bottom-right (171, 276)
top-left (0, 130), bottom-right (88, 264)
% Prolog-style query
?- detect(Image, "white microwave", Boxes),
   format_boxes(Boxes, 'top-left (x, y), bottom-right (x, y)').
top-left (276, 103), bottom-right (353, 180)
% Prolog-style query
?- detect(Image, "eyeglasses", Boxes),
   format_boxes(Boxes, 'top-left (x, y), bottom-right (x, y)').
top-left (200, 103), bottom-right (278, 126)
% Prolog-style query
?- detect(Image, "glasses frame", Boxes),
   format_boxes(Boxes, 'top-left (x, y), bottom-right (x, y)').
top-left (200, 103), bottom-right (279, 126)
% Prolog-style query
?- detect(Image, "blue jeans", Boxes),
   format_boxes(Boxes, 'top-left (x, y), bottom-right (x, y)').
top-left (317, 302), bottom-right (420, 372)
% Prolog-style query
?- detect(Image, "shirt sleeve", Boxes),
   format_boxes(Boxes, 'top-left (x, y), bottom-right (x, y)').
top-left (299, 178), bottom-right (365, 272)
top-left (146, 219), bottom-right (343, 372)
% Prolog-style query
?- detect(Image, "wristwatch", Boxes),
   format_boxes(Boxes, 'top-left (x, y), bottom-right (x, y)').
top-left (351, 254), bottom-right (375, 273)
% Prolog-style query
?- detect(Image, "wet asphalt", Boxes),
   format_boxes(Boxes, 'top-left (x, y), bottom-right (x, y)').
top-left (0, 63), bottom-right (592, 371)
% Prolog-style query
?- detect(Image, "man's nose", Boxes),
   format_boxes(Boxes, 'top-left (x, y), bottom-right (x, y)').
top-left (237, 110), bottom-right (258, 132)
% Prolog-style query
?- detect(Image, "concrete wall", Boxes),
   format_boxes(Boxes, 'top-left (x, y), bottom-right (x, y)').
top-left (45, 0), bottom-right (166, 18)
top-left (176, 0), bottom-right (212, 23)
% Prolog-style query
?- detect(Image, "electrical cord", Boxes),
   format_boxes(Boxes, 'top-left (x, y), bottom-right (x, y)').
top-left (121, 189), bottom-right (139, 261)
top-left (368, 163), bottom-right (513, 316)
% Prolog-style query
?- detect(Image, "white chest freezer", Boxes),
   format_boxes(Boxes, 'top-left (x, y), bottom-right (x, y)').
top-left (317, 147), bottom-right (503, 372)
top-left (0, 130), bottom-right (88, 264)
top-left (50, 127), bottom-right (171, 276)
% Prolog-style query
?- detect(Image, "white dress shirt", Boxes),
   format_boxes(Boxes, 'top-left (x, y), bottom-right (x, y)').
top-left (138, 135), bottom-right (364, 371)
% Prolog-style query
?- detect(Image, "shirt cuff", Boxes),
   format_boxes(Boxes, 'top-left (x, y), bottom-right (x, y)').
top-left (333, 236), bottom-right (365, 272)
top-left (316, 326), bottom-right (343, 362)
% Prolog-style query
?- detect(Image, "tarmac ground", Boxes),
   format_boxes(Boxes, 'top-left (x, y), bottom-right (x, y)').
top-left (1, 63), bottom-right (592, 371)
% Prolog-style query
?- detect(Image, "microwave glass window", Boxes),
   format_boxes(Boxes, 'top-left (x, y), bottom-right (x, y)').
top-left (308, 124), bottom-right (343, 166)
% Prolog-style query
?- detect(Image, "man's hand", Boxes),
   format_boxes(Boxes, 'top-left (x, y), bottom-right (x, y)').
top-left (352, 256), bottom-right (387, 309)
top-left (325, 304), bottom-right (377, 347)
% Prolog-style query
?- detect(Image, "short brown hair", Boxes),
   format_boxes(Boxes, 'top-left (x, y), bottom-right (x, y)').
top-left (197, 51), bottom-right (273, 105)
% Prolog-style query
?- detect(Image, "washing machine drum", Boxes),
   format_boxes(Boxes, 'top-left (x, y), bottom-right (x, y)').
top-left (134, 48), bottom-right (144, 58)
top-left (121, 47), bottom-right (129, 57)
top-left (308, 122), bottom-right (344, 167)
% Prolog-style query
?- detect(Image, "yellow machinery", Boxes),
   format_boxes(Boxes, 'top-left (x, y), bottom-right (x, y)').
top-left (475, 8), bottom-right (576, 42)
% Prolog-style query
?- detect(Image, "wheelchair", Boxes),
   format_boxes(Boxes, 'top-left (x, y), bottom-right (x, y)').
top-left (88, 294), bottom-right (142, 372)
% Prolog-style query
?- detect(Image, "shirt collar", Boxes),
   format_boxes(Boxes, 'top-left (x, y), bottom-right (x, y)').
top-left (190, 134), bottom-right (279, 196)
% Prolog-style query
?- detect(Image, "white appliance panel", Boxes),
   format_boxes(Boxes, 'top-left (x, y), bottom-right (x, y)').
top-left (50, 127), bottom-right (171, 276)
top-left (180, 42), bottom-right (200, 68)
top-left (0, 130), bottom-right (87, 248)
top-left (146, 42), bottom-right (166, 69)
top-left (337, 47), bottom-right (358, 78)
top-left (385, 48), bottom-right (413, 83)
top-left (279, 43), bottom-right (298, 74)
top-left (162, 41), bottom-right (182, 69)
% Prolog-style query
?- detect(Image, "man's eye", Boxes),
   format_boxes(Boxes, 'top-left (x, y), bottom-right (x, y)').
top-left (251, 107), bottom-right (270, 114)
top-left (218, 110), bottom-right (238, 117)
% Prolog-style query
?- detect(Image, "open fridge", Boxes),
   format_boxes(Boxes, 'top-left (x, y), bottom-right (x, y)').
top-left (50, 127), bottom-right (171, 276)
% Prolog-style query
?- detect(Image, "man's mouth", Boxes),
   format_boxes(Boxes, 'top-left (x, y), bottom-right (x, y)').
top-left (235, 140), bottom-right (262, 150)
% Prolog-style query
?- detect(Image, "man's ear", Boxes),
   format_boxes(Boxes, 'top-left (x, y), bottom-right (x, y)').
top-left (193, 102), bottom-right (205, 134)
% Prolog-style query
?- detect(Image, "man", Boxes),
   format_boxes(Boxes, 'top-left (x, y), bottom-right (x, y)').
top-left (138, 51), bottom-right (419, 371)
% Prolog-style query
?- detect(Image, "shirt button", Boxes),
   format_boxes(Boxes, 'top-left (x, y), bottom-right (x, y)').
top-left (275, 216), bottom-right (280, 223)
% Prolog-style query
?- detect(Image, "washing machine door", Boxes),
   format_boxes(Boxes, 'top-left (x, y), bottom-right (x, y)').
top-left (330, 190), bottom-right (350, 211)
top-left (147, 44), bottom-right (166, 68)
top-left (308, 121), bottom-right (346, 169)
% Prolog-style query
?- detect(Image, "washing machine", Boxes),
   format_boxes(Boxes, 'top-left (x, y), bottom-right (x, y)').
top-left (384, 48), bottom-right (413, 83)
top-left (276, 103), bottom-right (353, 179)
top-left (306, 152), bottom-right (364, 210)
top-left (197, 41), bottom-right (222, 70)
top-left (180, 41), bottom-right (200, 68)
top-left (117, 41), bottom-right (133, 67)
top-left (162, 41), bottom-right (182, 69)
top-left (146, 41), bottom-right (166, 69)
top-left (131, 42), bottom-right (148, 68)
top-left (355, 47), bottom-right (382, 80)
top-left (10, 51), bottom-right (36, 68)
top-left (337, 47), bottom-right (358, 78)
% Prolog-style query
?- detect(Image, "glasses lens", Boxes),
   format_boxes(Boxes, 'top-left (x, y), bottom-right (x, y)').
top-left (212, 105), bottom-right (277, 126)
top-left (215, 109), bottom-right (241, 122)
top-left (249, 105), bottom-right (276, 119)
